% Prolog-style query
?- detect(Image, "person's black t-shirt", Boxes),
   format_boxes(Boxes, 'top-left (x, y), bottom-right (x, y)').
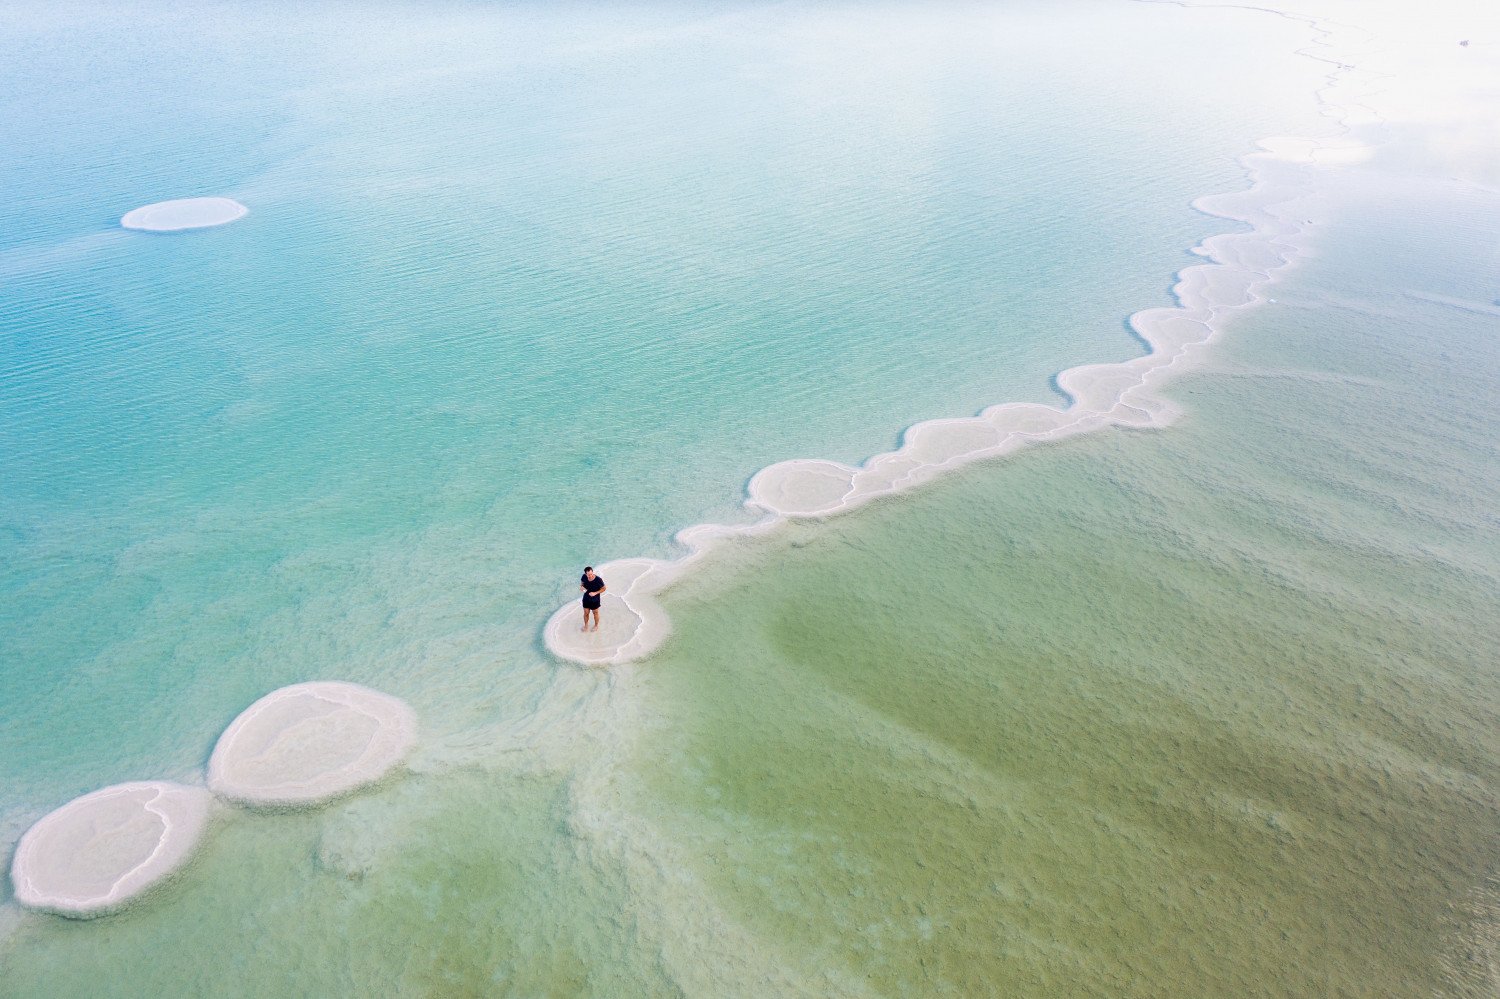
top-left (580, 573), bottom-right (605, 609)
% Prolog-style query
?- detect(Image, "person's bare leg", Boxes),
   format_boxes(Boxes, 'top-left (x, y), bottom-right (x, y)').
top-left (581, 607), bottom-right (590, 631)
top-left (592, 607), bottom-right (601, 632)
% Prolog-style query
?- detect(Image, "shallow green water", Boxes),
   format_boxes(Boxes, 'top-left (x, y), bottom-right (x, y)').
top-left (607, 172), bottom-right (1500, 995)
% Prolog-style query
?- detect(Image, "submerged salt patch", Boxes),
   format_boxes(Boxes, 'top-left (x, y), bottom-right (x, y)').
top-left (10, 782), bottom-right (214, 918)
top-left (208, 681), bottom-right (417, 806)
top-left (120, 197), bottom-right (247, 231)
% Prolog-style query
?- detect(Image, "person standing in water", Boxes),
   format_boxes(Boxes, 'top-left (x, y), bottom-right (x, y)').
top-left (579, 566), bottom-right (606, 632)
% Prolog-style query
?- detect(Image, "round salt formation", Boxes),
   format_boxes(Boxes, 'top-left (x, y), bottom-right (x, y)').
top-left (10, 782), bottom-right (214, 918)
top-left (208, 682), bottom-right (417, 807)
top-left (120, 197), bottom-right (247, 231)
top-left (544, 590), bottom-right (646, 666)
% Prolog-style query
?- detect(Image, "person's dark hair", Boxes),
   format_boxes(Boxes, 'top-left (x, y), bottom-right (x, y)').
top-left (584, 566), bottom-right (593, 572)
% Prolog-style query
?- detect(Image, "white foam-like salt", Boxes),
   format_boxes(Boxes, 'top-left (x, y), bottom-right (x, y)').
top-left (207, 682), bottom-right (417, 806)
top-left (120, 197), bottom-right (247, 231)
top-left (9, 782), bottom-right (214, 918)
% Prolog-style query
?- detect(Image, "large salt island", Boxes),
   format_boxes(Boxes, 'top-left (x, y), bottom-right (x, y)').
top-left (120, 197), bottom-right (247, 231)
top-left (207, 682), bottom-right (417, 807)
top-left (9, 782), bottom-right (215, 918)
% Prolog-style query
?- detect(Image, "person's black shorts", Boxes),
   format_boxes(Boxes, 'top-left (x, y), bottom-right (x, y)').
top-left (582, 595), bottom-right (601, 610)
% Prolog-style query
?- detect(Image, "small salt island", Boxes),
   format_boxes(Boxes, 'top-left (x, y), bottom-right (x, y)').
top-left (120, 196), bottom-right (247, 232)
top-left (10, 782), bottom-right (215, 918)
top-left (207, 681), bottom-right (417, 807)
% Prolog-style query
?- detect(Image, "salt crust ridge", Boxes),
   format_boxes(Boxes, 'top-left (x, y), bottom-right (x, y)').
top-left (545, 2), bottom-right (1380, 667)
top-left (120, 196), bottom-right (247, 231)
top-left (8, 782), bottom-right (214, 919)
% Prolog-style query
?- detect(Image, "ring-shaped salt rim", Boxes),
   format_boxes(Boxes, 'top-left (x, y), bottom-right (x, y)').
top-left (207, 681), bottom-right (417, 807)
top-left (10, 781), bottom-right (214, 918)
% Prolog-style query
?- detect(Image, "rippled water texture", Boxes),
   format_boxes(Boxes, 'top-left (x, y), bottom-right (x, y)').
top-left (0, 0), bottom-right (1322, 831)
top-left (2, 0), bottom-right (1496, 995)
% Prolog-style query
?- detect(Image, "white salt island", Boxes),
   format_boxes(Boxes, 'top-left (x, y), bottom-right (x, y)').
top-left (9, 781), bottom-right (214, 918)
top-left (207, 682), bottom-right (417, 807)
top-left (120, 197), bottom-right (247, 231)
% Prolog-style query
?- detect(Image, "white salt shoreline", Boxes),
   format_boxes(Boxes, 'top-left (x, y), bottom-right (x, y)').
top-left (544, 3), bottom-right (1376, 668)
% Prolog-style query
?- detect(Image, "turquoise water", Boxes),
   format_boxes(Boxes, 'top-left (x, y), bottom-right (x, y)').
top-left (6, 0), bottom-right (1496, 994)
